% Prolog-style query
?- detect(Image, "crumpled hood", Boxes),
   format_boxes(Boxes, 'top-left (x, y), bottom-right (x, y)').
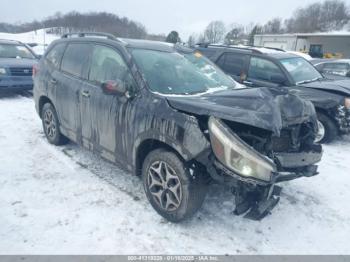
top-left (166, 87), bottom-right (317, 136)
top-left (0, 58), bottom-right (37, 68)
top-left (300, 79), bottom-right (350, 96)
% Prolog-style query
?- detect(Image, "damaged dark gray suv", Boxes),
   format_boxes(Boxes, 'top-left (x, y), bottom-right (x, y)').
top-left (34, 33), bottom-right (323, 222)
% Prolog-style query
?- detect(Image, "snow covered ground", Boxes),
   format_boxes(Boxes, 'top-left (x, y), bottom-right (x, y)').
top-left (0, 94), bottom-right (350, 255)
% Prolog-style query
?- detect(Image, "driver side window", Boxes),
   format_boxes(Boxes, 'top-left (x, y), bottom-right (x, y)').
top-left (248, 57), bottom-right (284, 83)
top-left (89, 45), bottom-right (128, 85)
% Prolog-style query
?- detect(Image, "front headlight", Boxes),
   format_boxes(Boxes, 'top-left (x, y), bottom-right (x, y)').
top-left (208, 117), bottom-right (276, 182)
top-left (345, 98), bottom-right (350, 110)
top-left (0, 67), bottom-right (7, 75)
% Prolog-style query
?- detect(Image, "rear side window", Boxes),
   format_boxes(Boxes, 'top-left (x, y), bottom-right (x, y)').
top-left (217, 53), bottom-right (247, 76)
top-left (89, 45), bottom-right (128, 84)
top-left (248, 57), bottom-right (284, 82)
top-left (45, 43), bottom-right (66, 68)
top-left (61, 43), bottom-right (91, 78)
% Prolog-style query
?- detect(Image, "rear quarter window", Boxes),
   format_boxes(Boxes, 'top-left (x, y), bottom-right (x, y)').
top-left (61, 43), bottom-right (91, 78)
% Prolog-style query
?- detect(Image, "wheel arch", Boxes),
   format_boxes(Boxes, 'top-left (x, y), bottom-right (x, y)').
top-left (38, 96), bottom-right (53, 118)
top-left (134, 138), bottom-right (189, 177)
top-left (315, 107), bottom-right (339, 128)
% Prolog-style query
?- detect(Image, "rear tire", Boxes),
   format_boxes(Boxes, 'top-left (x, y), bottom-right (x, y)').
top-left (316, 112), bottom-right (338, 143)
top-left (142, 148), bottom-right (207, 222)
top-left (41, 103), bottom-right (69, 145)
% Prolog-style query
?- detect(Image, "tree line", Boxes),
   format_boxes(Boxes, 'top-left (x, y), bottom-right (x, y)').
top-left (1, 0), bottom-right (349, 45)
top-left (166, 0), bottom-right (350, 45)
top-left (0, 11), bottom-right (165, 40)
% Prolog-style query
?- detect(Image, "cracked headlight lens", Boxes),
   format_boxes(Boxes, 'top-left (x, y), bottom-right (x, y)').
top-left (345, 98), bottom-right (350, 110)
top-left (208, 117), bottom-right (276, 182)
top-left (0, 68), bottom-right (7, 75)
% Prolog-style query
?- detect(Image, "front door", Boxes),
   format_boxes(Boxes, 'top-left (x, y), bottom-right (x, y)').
top-left (246, 56), bottom-right (287, 88)
top-left (80, 44), bottom-right (135, 163)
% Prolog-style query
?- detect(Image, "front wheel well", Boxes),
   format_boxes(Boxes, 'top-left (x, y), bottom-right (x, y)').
top-left (315, 107), bottom-right (339, 127)
top-left (38, 96), bottom-right (53, 118)
top-left (135, 139), bottom-right (186, 177)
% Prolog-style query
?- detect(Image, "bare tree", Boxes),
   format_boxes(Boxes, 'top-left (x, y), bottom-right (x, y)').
top-left (263, 18), bottom-right (283, 34)
top-left (285, 0), bottom-right (350, 33)
top-left (187, 34), bottom-right (196, 47)
top-left (224, 24), bottom-right (245, 44)
top-left (249, 25), bottom-right (263, 45)
top-left (204, 21), bottom-right (226, 43)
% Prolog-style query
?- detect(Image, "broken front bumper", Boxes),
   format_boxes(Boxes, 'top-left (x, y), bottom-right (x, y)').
top-left (336, 105), bottom-right (350, 133)
top-left (209, 148), bottom-right (322, 220)
top-left (213, 149), bottom-right (322, 185)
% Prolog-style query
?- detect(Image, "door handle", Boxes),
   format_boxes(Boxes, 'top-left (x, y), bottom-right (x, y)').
top-left (50, 78), bottom-right (57, 84)
top-left (81, 90), bottom-right (90, 98)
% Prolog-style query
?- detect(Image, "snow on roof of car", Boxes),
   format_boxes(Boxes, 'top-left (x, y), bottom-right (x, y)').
top-left (119, 38), bottom-right (176, 52)
top-left (286, 51), bottom-right (313, 60)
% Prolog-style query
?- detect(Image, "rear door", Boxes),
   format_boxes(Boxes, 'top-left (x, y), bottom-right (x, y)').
top-left (216, 52), bottom-right (249, 82)
top-left (246, 56), bottom-right (287, 88)
top-left (55, 42), bottom-right (92, 142)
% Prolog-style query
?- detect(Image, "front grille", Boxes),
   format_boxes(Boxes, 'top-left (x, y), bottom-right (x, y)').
top-left (9, 67), bottom-right (33, 76)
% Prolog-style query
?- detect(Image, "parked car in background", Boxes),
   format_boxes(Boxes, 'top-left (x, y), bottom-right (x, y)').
top-left (27, 43), bottom-right (48, 56)
top-left (0, 39), bottom-right (39, 93)
top-left (195, 44), bottom-right (350, 143)
top-left (313, 59), bottom-right (350, 79)
top-left (34, 33), bottom-right (323, 222)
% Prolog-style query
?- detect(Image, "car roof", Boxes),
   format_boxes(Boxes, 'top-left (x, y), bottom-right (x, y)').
top-left (318, 59), bottom-right (350, 64)
top-left (119, 38), bottom-right (178, 52)
top-left (196, 43), bottom-right (299, 59)
top-left (56, 32), bottom-right (190, 53)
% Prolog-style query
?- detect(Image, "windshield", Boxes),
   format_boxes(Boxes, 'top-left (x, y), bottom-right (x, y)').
top-left (280, 57), bottom-right (322, 84)
top-left (0, 44), bottom-right (36, 59)
top-left (131, 49), bottom-right (236, 95)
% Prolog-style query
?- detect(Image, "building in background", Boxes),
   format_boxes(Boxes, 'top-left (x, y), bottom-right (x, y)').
top-left (254, 32), bottom-right (350, 58)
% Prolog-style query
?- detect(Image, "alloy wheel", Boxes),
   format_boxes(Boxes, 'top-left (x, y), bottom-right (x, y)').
top-left (315, 120), bottom-right (325, 143)
top-left (43, 109), bottom-right (56, 138)
top-left (147, 161), bottom-right (183, 212)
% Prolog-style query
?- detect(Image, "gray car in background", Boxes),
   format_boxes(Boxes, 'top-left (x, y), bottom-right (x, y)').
top-left (0, 39), bottom-right (38, 92)
top-left (313, 59), bottom-right (350, 79)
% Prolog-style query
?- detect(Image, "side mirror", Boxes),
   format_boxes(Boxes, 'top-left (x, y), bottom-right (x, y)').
top-left (101, 80), bottom-right (127, 96)
top-left (271, 74), bottom-right (287, 85)
top-left (346, 71), bottom-right (350, 78)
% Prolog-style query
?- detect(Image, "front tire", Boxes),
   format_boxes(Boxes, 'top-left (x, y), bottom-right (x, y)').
top-left (316, 112), bottom-right (338, 143)
top-left (41, 103), bottom-right (69, 145)
top-left (142, 149), bottom-right (207, 222)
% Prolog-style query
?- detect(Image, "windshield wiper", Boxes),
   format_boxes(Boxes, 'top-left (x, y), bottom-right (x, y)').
top-left (296, 77), bottom-right (320, 85)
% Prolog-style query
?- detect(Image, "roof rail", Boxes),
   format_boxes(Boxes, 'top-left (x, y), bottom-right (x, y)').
top-left (195, 42), bottom-right (211, 48)
top-left (245, 45), bottom-right (286, 52)
top-left (61, 32), bottom-right (118, 41)
top-left (195, 43), bottom-right (264, 54)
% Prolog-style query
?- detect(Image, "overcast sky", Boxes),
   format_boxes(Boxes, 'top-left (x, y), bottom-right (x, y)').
top-left (1, 0), bottom-right (322, 38)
